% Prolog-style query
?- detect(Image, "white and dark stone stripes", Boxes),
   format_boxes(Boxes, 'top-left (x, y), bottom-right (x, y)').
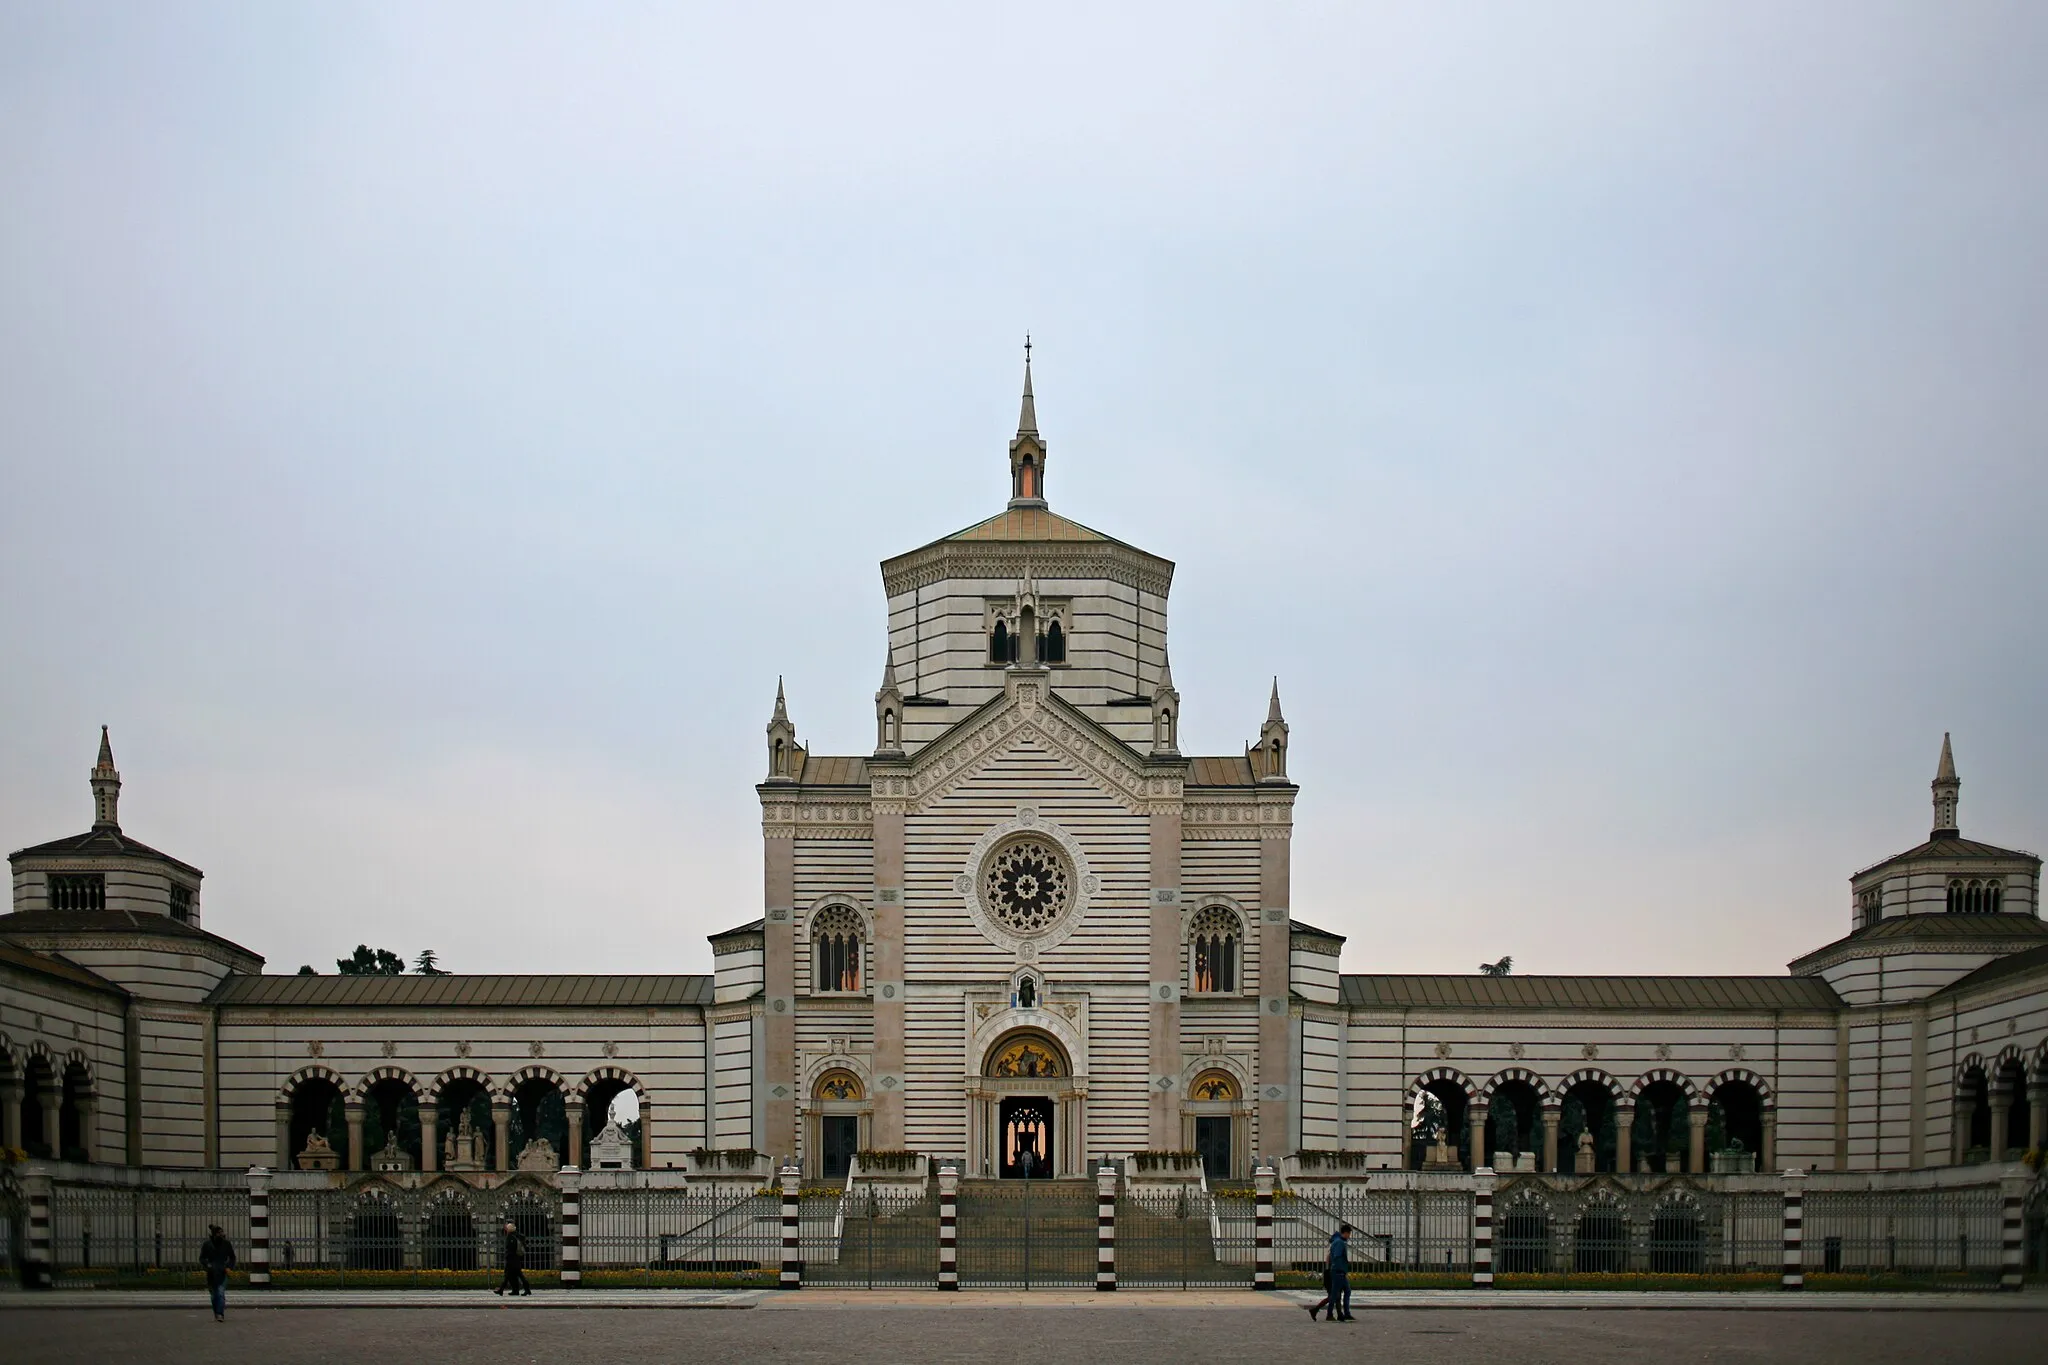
top-left (27, 1184), bottom-right (51, 1281)
top-left (1096, 1165), bottom-right (1117, 1290)
top-left (559, 1166), bottom-right (582, 1288)
top-left (2000, 1185), bottom-right (2023, 1291)
top-left (247, 1167), bottom-right (271, 1286)
top-left (779, 1166), bottom-right (802, 1289)
top-left (937, 1166), bottom-right (959, 1289)
top-left (1471, 1168), bottom-right (1495, 1288)
top-left (1253, 1165), bottom-right (1275, 1289)
top-left (1781, 1173), bottom-right (1805, 1290)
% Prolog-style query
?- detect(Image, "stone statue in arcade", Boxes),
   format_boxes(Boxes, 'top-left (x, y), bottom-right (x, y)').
top-left (516, 1136), bottom-right (559, 1172)
top-left (443, 1110), bottom-right (488, 1172)
top-left (295, 1130), bottom-right (340, 1171)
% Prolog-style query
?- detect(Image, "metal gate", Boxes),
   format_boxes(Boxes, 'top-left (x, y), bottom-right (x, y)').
top-left (1285, 1184), bottom-right (1473, 1283)
top-left (955, 1179), bottom-right (1096, 1288)
top-left (48, 1181), bottom-right (248, 1288)
top-left (801, 1183), bottom-right (939, 1286)
top-left (1117, 1185), bottom-right (1254, 1288)
top-left (578, 1184), bottom-right (776, 1288)
top-left (268, 1181), bottom-right (561, 1287)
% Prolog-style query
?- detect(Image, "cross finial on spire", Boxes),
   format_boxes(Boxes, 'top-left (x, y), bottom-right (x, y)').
top-left (1016, 335), bottom-right (1038, 437)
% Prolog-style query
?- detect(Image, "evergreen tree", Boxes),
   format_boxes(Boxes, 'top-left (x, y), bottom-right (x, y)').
top-left (337, 945), bottom-right (406, 975)
top-left (413, 949), bottom-right (447, 976)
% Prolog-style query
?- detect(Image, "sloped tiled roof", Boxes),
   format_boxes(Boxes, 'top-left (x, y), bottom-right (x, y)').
top-left (212, 973), bottom-right (713, 1009)
top-left (796, 755), bottom-right (870, 786)
top-left (945, 508), bottom-right (1111, 543)
top-left (0, 937), bottom-right (128, 997)
top-left (1187, 756), bottom-right (1257, 787)
top-left (9, 826), bottom-right (203, 877)
top-left (1788, 911), bottom-right (2048, 973)
top-left (1339, 974), bottom-right (1840, 1011)
top-left (1853, 835), bottom-right (2040, 880)
top-left (1290, 919), bottom-right (1346, 942)
top-left (1934, 942), bottom-right (2048, 998)
top-left (1, 909), bottom-right (263, 965)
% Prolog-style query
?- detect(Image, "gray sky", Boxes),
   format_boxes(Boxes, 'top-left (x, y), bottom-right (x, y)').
top-left (4, 3), bottom-right (2044, 980)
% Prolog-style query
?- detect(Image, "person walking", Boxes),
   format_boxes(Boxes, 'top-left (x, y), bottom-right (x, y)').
top-left (198, 1224), bottom-right (237, 1322)
top-left (494, 1220), bottom-right (531, 1297)
top-left (1304, 1222), bottom-right (1353, 1322)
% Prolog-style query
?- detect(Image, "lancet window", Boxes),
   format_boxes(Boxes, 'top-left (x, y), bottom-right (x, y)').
top-left (1189, 904), bottom-right (1242, 994)
top-left (812, 905), bottom-right (865, 993)
top-left (1043, 618), bottom-right (1066, 664)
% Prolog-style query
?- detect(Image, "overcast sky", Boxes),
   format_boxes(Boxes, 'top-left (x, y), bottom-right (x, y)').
top-left (3, 4), bottom-right (2044, 980)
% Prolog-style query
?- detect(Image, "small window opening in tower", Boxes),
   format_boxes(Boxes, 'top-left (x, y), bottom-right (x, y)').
top-left (1044, 618), bottom-right (1065, 664)
top-left (49, 873), bottom-right (105, 912)
top-left (1020, 458), bottom-right (1037, 500)
top-left (1855, 885), bottom-right (1882, 929)
top-left (1190, 905), bottom-right (1241, 993)
top-left (169, 883), bottom-right (194, 925)
top-left (1946, 879), bottom-right (2002, 914)
top-left (991, 619), bottom-right (1010, 664)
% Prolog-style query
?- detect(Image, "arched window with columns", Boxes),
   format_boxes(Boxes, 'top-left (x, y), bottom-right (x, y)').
top-left (811, 904), bottom-right (865, 994)
top-left (1187, 903), bottom-right (1242, 995)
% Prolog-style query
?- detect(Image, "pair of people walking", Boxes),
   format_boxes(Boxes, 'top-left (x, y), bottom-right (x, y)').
top-left (1305, 1222), bottom-right (1354, 1323)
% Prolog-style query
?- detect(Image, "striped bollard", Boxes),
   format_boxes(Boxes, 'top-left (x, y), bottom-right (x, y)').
top-left (1096, 1162), bottom-right (1117, 1290)
top-left (2000, 1173), bottom-right (2026, 1291)
top-left (247, 1167), bottom-right (271, 1287)
top-left (1254, 1164), bottom-right (1276, 1289)
top-left (558, 1165), bottom-right (581, 1289)
top-left (1781, 1168), bottom-right (1805, 1290)
top-left (937, 1163), bottom-right (959, 1289)
top-left (779, 1164), bottom-right (802, 1289)
top-left (1471, 1166), bottom-right (1495, 1288)
top-left (24, 1167), bottom-right (53, 1289)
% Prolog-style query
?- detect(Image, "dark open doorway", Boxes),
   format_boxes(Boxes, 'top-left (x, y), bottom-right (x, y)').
top-left (1195, 1115), bottom-right (1232, 1179)
top-left (999, 1097), bottom-right (1054, 1178)
top-left (822, 1115), bottom-right (859, 1179)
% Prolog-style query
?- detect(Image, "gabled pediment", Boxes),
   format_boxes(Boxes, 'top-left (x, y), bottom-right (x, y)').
top-left (902, 676), bottom-right (1169, 814)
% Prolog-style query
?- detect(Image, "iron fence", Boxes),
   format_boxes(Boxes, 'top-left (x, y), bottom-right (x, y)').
top-left (801, 1182), bottom-right (939, 1286)
top-left (46, 1181), bottom-right (248, 1288)
top-left (1804, 1185), bottom-right (2004, 1287)
top-left (268, 1180), bottom-right (561, 1287)
top-left (1491, 1179), bottom-right (1791, 1284)
top-left (954, 1179), bottom-right (1098, 1288)
top-left (577, 1182), bottom-right (777, 1288)
top-left (1117, 1185), bottom-right (1255, 1288)
top-left (1283, 1183), bottom-right (1474, 1284)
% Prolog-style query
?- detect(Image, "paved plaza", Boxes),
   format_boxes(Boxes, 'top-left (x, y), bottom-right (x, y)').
top-left (6, 1298), bottom-right (2046, 1364)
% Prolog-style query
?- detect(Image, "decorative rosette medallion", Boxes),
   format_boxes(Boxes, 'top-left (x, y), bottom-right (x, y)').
top-left (960, 808), bottom-right (1094, 956)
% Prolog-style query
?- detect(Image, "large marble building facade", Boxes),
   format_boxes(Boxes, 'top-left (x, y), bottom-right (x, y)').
top-left (4, 369), bottom-right (2046, 1185)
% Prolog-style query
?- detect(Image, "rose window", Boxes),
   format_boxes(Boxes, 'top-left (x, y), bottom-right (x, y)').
top-left (983, 838), bottom-right (1073, 934)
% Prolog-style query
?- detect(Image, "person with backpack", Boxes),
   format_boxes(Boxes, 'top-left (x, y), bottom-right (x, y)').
top-left (1305, 1222), bottom-right (1353, 1322)
top-left (494, 1220), bottom-right (531, 1296)
top-left (199, 1224), bottom-right (237, 1322)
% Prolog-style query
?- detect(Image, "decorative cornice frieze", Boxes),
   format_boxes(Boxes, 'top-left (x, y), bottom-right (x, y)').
top-left (881, 539), bottom-right (1174, 600)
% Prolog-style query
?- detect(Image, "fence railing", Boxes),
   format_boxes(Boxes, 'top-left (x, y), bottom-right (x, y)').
top-left (9, 1162), bottom-right (2033, 1291)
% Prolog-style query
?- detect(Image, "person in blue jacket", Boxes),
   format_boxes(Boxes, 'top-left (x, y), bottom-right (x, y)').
top-left (1305, 1222), bottom-right (1353, 1322)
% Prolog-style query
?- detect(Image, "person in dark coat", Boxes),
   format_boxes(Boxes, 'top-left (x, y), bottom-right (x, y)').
top-left (1305, 1222), bottom-right (1353, 1322)
top-left (495, 1220), bottom-right (531, 1296)
top-left (199, 1224), bottom-right (237, 1322)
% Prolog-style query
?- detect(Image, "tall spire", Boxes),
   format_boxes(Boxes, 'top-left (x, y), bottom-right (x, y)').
top-left (765, 678), bottom-right (799, 781)
top-left (1931, 731), bottom-right (1960, 838)
top-left (1255, 680), bottom-right (1289, 782)
top-left (1008, 337), bottom-right (1047, 508)
top-left (90, 725), bottom-right (121, 831)
top-left (1017, 335), bottom-right (1038, 436)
